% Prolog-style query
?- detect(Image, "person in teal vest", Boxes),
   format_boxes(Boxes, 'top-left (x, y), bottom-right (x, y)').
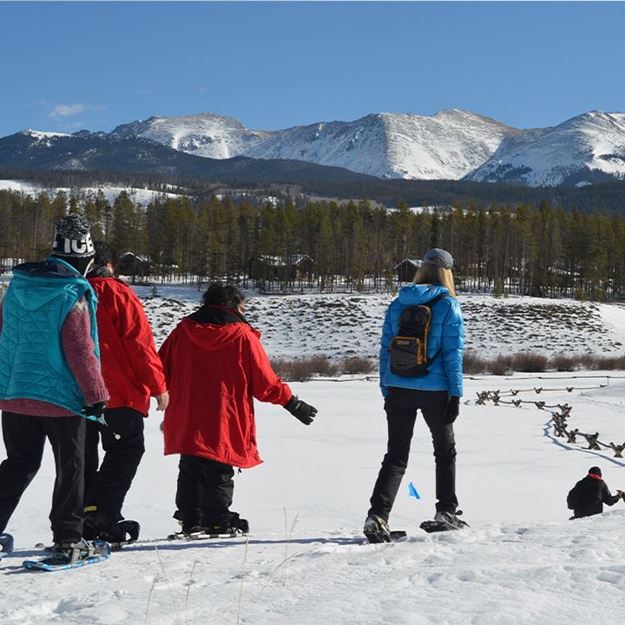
top-left (0, 214), bottom-right (109, 564)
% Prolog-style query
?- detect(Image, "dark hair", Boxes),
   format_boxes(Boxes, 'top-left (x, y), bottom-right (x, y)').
top-left (93, 241), bottom-right (116, 268)
top-left (202, 282), bottom-right (245, 308)
top-left (60, 256), bottom-right (94, 276)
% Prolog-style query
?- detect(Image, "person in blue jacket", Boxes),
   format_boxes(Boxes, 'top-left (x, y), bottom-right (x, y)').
top-left (364, 248), bottom-right (465, 541)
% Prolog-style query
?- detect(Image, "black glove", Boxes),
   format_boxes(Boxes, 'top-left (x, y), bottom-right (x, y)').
top-left (82, 401), bottom-right (107, 420)
top-left (284, 396), bottom-right (317, 425)
top-left (445, 396), bottom-right (460, 424)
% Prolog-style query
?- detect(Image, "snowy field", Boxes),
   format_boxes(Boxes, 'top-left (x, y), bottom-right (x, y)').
top-left (2, 287), bottom-right (625, 624)
top-left (2, 373), bottom-right (625, 624)
top-left (136, 286), bottom-right (625, 360)
top-left (0, 179), bottom-right (181, 205)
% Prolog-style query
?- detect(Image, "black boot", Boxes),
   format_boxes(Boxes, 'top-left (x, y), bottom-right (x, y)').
top-left (202, 512), bottom-right (249, 535)
top-left (0, 533), bottom-right (14, 557)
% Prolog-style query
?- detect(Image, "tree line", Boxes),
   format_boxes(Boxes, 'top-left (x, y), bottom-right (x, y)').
top-left (1, 188), bottom-right (624, 300)
top-left (4, 168), bottom-right (625, 213)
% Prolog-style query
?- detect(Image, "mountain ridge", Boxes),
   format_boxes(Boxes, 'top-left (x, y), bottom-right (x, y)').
top-left (0, 130), bottom-right (376, 184)
top-left (111, 108), bottom-right (513, 180)
top-left (6, 108), bottom-right (625, 187)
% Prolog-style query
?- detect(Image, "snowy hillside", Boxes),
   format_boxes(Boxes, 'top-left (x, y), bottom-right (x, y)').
top-left (21, 129), bottom-right (71, 143)
top-left (112, 109), bottom-right (512, 180)
top-left (137, 289), bottom-right (625, 361)
top-left (0, 179), bottom-right (181, 205)
top-left (3, 372), bottom-right (625, 624)
top-left (468, 111), bottom-right (625, 186)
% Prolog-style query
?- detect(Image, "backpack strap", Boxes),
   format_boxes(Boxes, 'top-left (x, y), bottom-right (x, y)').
top-left (423, 293), bottom-right (450, 365)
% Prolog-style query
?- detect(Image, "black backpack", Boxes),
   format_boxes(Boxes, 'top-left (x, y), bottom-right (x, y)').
top-left (389, 294), bottom-right (446, 377)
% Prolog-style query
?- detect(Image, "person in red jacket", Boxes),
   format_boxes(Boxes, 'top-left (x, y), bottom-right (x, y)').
top-left (159, 282), bottom-right (317, 535)
top-left (84, 241), bottom-right (169, 542)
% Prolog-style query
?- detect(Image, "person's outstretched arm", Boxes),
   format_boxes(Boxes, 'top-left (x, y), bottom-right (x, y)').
top-left (246, 333), bottom-right (292, 405)
top-left (601, 482), bottom-right (622, 506)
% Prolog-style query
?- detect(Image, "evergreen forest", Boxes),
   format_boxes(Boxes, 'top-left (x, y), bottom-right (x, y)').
top-left (1, 188), bottom-right (624, 301)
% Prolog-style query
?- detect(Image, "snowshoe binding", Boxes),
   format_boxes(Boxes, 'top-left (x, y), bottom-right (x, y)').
top-left (420, 510), bottom-right (469, 533)
top-left (23, 538), bottom-right (111, 571)
top-left (203, 515), bottom-right (249, 537)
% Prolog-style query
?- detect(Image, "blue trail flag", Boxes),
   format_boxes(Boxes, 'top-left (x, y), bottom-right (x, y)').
top-left (408, 482), bottom-right (421, 500)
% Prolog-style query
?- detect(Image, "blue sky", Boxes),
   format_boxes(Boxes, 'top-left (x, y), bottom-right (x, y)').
top-left (1, 2), bottom-right (624, 136)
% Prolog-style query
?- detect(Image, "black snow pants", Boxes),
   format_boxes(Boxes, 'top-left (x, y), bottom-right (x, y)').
top-left (84, 407), bottom-right (145, 526)
top-left (0, 411), bottom-right (85, 543)
top-left (174, 455), bottom-right (235, 530)
top-left (368, 387), bottom-right (458, 521)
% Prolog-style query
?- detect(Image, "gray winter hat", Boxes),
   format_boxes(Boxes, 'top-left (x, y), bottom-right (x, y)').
top-left (423, 248), bottom-right (454, 269)
top-left (52, 213), bottom-right (95, 258)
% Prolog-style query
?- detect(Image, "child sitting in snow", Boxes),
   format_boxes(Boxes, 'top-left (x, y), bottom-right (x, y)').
top-left (567, 466), bottom-right (624, 519)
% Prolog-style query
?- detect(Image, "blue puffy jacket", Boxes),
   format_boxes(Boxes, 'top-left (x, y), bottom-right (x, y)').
top-left (379, 284), bottom-right (464, 398)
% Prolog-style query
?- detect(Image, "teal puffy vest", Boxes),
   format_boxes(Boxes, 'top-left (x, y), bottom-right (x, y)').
top-left (0, 257), bottom-right (99, 415)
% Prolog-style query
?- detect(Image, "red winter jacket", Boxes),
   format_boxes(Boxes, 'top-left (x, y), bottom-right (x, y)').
top-left (159, 307), bottom-right (293, 468)
top-left (88, 276), bottom-right (166, 414)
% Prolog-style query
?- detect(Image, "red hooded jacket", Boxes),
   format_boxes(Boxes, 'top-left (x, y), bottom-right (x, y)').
top-left (159, 307), bottom-right (293, 468)
top-left (88, 276), bottom-right (166, 414)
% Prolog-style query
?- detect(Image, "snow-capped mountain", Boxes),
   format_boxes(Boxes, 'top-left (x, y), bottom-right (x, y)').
top-left (112, 113), bottom-right (268, 159)
top-left (112, 109), bottom-right (513, 180)
top-left (468, 111), bottom-right (625, 186)
top-left (7, 109), bottom-right (625, 187)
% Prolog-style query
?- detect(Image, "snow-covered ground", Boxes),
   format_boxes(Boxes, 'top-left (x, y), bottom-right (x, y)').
top-left (2, 287), bottom-right (625, 622)
top-left (2, 372), bottom-right (625, 624)
top-left (136, 287), bottom-right (625, 360)
top-left (0, 180), bottom-right (181, 205)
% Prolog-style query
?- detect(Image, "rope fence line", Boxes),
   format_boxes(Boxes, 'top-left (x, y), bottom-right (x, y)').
top-left (475, 386), bottom-right (625, 459)
top-left (304, 373), bottom-right (625, 384)
top-left (305, 372), bottom-right (625, 457)
top-left (467, 374), bottom-right (625, 382)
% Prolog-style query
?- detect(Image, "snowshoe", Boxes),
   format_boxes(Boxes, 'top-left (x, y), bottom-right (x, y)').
top-left (420, 510), bottom-right (469, 533)
top-left (0, 533), bottom-right (14, 558)
top-left (364, 529), bottom-right (407, 543)
top-left (23, 539), bottom-right (111, 571)
top-left (168, 517), bottom-right (250, 541)
top-left (167, 528), bottom-right (200, 541)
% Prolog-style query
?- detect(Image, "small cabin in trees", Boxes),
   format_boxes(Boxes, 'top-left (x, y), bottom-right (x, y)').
top-left (395, 258), bottom-right (422, 283)
top-left (116, 252), bottom-right (152, 279)
top-left (249, 254), bottom-right (315, 282)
